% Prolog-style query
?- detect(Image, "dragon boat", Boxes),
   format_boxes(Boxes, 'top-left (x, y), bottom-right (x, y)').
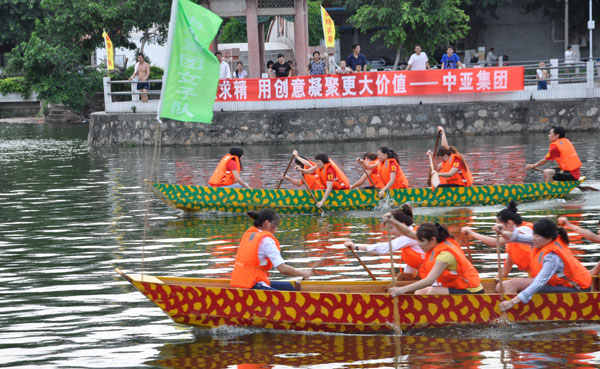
top-left (116, 269), bottom-right (600, 333)
top-left (151, 179), bottom-right (584, 213)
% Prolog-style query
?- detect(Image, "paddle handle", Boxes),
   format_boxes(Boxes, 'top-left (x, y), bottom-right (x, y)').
top-left (357, 161), bottom-right (376, 188)
top-left (276, 155), bottom-right (295, 189)
top-left (387, 223), bottom-right (401, 333)
top-left (427, 130), bottom-right (441, 186)
top-left (349, 247), bottom-right (377, 280)
top-left (496, 232), bottom-right (509, 322)
top-left (428, 154), bottom-right (440, 189)
top-left (298, 170), bottom-right (325, 216)
top-left (463, 235), bottom-right (473, 262)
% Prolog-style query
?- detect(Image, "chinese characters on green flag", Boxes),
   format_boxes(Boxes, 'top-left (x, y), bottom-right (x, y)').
top-left (159, 0), bottom-right (222, 123)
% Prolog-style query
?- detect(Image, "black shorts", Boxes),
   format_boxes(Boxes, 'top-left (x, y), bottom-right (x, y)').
top-left (448, 288), bottom-right (484, 295)
top-left (137, 82), bottom-right (150, 90)
top-left (552, 168), bottom-right (576, 181)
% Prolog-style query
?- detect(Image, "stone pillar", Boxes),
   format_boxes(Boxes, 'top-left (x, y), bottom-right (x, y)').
top-left (550, 58), bottom-right (559, 86)
top-left (246, 0), bottom-right (260, 78)
top-left (258, 23), bottom-right (266, 75)
top-left (294, 0), bottom-right (308, 76)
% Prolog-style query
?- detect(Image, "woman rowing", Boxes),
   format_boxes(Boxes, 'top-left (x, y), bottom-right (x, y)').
top-left (350, 152), bottom-right (383, 189)
top-left (230, 209), bottom-right (311, 290)
top-left (429, 126), bottom-right (473, 187)
top-left (344, 204), bottom-right (424, 277)
top-left (360, 146), bottom-right (409, 197)
top-left (495, 218), bottom-right (591, 312)
top-left (208, 147), bottom-right (252, 189)
top-left (281, 150), bottom-right (325, 190)
top-left (557, 217), bottom-right (600, 275)
top-left (298, 153), bottom-right (350, 208)
top-left (461, 202), bottom-right (533, 286)
top-left (388, 221), bottom-right (483, 296)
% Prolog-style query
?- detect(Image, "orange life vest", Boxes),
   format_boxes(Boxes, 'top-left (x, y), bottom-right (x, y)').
top-left (230, 226), bottom-right (281, 288)
top-left (303, 160), bottom-right (326, 190)
top-left (529, 238), bottom-right (591, 289)
top-left (366, 159), bottom-right (385, 188)
top-left (549, 138), bottom-right (582, 172)
top-left (208, 154), bottom-right (241, 187)
top-left (401, 247), bottom-right (425, 275)
top-left (317, 160), bottom-right (350, 190)
top-left (377, 158), bottom-right (409, 189)
top-left (421, 238), bottom-right (481, 289)
top-left (439, 153), bottom-right (473, 186)
top-left (505, 222), bottom-right (534, 275)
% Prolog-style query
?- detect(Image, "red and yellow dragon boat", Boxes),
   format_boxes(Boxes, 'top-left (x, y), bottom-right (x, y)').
top-left (116, 269), bottom-right (600, 333)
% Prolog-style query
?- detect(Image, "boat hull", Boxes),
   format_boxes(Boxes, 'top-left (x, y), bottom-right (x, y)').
top-left (118, 272), bottom-right (600, 333)
top-left (152, 180), bottom-right (583, 213)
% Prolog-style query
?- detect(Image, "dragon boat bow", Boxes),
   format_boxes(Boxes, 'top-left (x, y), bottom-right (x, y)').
top-left (151, 179), bottom-right (584, 213)
top-left (116, 269), bottom-right (600, 333)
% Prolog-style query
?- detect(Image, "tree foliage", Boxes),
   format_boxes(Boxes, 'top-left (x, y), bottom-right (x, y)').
top-left (348, 0), bottom-right (470, 66)
top-left (220, 18), bottom-right (248, 43)
top-left (0, 0), bottom-right (45, 51)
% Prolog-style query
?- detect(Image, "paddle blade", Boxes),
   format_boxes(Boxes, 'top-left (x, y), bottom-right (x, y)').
top-left (430, 172), bottom-right (440, 189)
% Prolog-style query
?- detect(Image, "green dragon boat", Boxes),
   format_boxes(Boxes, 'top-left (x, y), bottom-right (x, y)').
top-left (151, 179), bottom-right (584, 214)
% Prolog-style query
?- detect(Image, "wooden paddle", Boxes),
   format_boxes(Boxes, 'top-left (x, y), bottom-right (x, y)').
top-left (348, 247), bottom-right (377, 281)
top-left (357, 160), bottom-right (376, 188)
top-left (531, 167), bottom-right (598, 191)
top-left (276, 155), bottom-right (295, 189)
top-left (427, 130), bottom-right (441, 187)
top-left (387, 223), bottom-right (402, 334)
top-left (463, 234), bottom-right (473, 262)
top-left (428, 152), bottom-right (441, 189)
top-left (496, 232), bottom-right (509, 324)
top-left (298, 168), bottom-right (326, 216)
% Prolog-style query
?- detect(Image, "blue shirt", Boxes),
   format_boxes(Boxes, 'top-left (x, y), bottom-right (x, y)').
top-left (441, 54), bottom-right (461, 69)
top-left (346, 53), bottom-right (367, 71)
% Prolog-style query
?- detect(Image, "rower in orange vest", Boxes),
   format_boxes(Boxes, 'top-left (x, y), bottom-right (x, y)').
top-left (345, 204), bottom-right (425, 278)
top-left (388, 222), bottom-right (483, 296)
top-left (557, 216), bottom-right (600, 276)
top-left (526, 126), bottom-right (582, 182)
top-left (361, 146), bottom-right (409, 197)
top-left (230, 209), bottom-right (311, 290)
top-left (300, 153), bottom-right (350, 208)
top-left (281, 150), bottom-right (326, 190)
top-left (208, 147), bottom-right (252, 189)
top-left (350, 152), bottom-right (385, 189)
top-left (461, 202), bottom-right (533, 291)
top-left (495, 218), bottom-right (591, 312)
top-left (429, 126), bottom-right (473, 187)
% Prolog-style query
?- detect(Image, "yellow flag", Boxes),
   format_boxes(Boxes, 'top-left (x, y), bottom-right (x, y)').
top-left (320, 6), bottom-right (335, 48)
top-left (102, 31), bottom-right (114, 71)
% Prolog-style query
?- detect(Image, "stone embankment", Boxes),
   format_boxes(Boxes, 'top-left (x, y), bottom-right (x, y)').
top-left (89, 99), bottom-right (600, 146)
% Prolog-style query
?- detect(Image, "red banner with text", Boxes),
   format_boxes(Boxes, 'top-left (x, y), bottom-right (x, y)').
top-left (215, 67), bottom-right (524, 102)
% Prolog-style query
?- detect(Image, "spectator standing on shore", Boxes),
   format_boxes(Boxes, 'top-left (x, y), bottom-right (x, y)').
top-left (233, 61), bottom-right (248, 79)
top-left (287, 60), bottom-right (296, 76)
top-left (306, 51), bottom-right (328, 75)
top-left (129, 54), bottom-right (150, 103)
top-left (216, 52), bottom-right (231, 79)
top-left (440, 47), bottom-right (464, 69)
top-left (406, 44), bottom-right (430, 71)
top-left (536, 62), bottom-right (549, 90)
top-left (266, 60), bottom-right (274, 77)
top-left (335, 60), bottom-right (353, 74)
top-left (272, 54), bottom-right (292, 77)
top-left (355, 64), bottom-right (363, 73)
top-left (485, 48), bottom-right (498, 67)
top-left (346, 44), bottom-right (367, 71)
top-left (565, 46), bottom-right (575, 65)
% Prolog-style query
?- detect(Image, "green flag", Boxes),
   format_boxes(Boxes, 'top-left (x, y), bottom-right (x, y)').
top-left (159, 0), bottom-right (222, 123)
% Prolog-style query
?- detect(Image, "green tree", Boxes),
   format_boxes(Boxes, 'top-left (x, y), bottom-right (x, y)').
top-left (0, 0), bottom-right (45, 52)
top-left (220, 18), bottom-right (248, 43)
top-left (348, 0), bottom-right (470, 69)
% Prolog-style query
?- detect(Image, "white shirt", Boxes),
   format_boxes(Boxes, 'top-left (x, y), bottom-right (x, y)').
top-left (257, 234), bottom-right (285, 268)
top-left (219, 60), bottom-right (232, 79)
top-left (565, 50), bottom-right (575, 64)
top-left (364, 227), bottom-right (423, 273)
top-left (407, 52), bottom-right (428, 71)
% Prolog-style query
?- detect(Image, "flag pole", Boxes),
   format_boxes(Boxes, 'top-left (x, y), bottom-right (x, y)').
top-left (156, 0), bottom-right (179, 123)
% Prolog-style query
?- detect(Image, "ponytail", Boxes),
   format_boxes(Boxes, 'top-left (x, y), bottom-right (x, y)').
top-left (416, 222), bottom-right (450, 243)
top-left (247, 209), bottom-right (279, 228)
top-left (496, 201), bottom-right (523, 225)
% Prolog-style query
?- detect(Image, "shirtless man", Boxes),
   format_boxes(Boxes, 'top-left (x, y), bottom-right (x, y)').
top-left (129, 54), bottom-right (150, 103)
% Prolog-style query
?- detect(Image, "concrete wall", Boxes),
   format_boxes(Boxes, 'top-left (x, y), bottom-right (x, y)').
top-left (0, 93), bottom-right (40, 118)
top-left (89, 98), bottom-right (600, 146)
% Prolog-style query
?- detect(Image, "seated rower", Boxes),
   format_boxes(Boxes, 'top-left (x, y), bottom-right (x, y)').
top-left (461, 202), bottom-right (533, 290)
top-left (361, 146), bottom-right (409, 197)
top-left (345, 204), bottom-right (424, 277)
top-left (281, 150), bottom-right (325, 190)
top-left (557, 217), bottom-right (600, 275)
top-left (230, 209), bottom-right (311, 290)
top-left (208, 147), bottom-right (252, 189)
top-left (525, 126), bottom-right (582, 182)
top-left (429, 126), bottom-right (473, 187)
top-left (496, 218), bottom-right (591, 312)
top-left (300, 153), bottom-right (350, 208)
top-left (389, 222), bottom-right (483, 296)
top-left (350, 152), bottom-right (383, 189)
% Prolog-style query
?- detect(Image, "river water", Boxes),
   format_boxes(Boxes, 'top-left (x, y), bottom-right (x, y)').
top-left (1, 122), bottom-right (600, 368)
